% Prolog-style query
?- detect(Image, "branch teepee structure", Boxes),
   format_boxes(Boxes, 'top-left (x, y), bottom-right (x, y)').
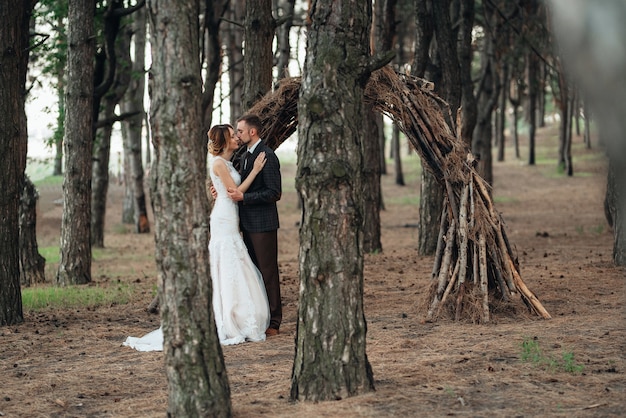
top-left (249, 66), bottom-right (551, 324)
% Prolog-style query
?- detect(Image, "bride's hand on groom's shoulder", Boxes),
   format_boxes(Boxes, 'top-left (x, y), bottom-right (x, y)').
top-left (252, 152), bottom-right (267, 174)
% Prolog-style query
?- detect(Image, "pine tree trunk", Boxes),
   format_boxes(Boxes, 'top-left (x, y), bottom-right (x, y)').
top-left (291, 0), bottom-right (375, 402)
top-left (57, 0), bottom-right (95, 286)
top-left (92, 17), bottom-right (132, 247)
top-left (242, 1), bottom-right (274, 111)
top-left (0, 0), bottom-right (31, 325)
top-left (147, 0), bottom-right (231, 415)
top-left (201, 0), bottom-right (228, 130)
top-left (121, 8), bottom-right (149, 233)
top-left (275, 0), bottom-right (295, 82)
top-left (418, 169), bottom-right (443, 255)
top-left (91, 109), bottom-right (113, 248)
top-left (20, 177), bottom-right (46, 286)
top-left (363, 107), bottom-right (383, 254)
top-left (606, 159), bottom-right (626, 265)
top-left (225, 3), bottom-right (244, 120)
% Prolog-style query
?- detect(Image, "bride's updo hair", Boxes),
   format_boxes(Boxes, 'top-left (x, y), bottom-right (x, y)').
top-left (207, 124), bottom-right (233, 156)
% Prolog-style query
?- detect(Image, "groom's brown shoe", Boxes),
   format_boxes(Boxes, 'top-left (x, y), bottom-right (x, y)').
top-left (265, 328), bottom-right (279, 337)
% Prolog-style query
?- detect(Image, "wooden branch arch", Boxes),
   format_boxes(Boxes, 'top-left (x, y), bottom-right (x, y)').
top-left (248, 65), bottom-right (551, 323)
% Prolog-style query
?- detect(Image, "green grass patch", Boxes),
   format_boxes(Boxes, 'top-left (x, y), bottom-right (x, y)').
top-left (39, 246), bottom-right (112, 264)
top-left (39, 246), bottom-right (61, 264)
top-left (22, 283), bottom-right (134, 312)
top-left (33, 174), bottom-right (64, 187)
top-left (520, 337), bottom-right (584, 374)
top-left (386, 194), bottom-right (420, 206)
top-left (493, 195), bottom-right (518, 204)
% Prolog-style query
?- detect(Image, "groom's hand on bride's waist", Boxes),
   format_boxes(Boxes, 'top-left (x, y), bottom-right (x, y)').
top-left (227, 187), bottom-right (244, 202)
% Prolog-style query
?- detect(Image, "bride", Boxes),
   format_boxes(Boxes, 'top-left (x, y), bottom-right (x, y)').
top-left (124, 124), bottom-right (270, 351)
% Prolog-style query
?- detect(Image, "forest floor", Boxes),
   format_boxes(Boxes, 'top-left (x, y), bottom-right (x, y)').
top-left (2, 125), bottom-right (625, 417)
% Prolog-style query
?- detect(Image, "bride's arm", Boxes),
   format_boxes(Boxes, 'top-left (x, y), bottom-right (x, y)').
top-left (213, 153), bottom-right (266, 193)
top-left (237, 152), bottom-right (266, 193)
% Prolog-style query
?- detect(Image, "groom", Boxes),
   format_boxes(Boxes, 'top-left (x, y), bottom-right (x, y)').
top-left (227, 114), bottom-right (283, 336)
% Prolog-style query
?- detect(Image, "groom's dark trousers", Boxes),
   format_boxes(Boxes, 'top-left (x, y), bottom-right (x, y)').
top-left (243, 230), bottom-right (281, 330)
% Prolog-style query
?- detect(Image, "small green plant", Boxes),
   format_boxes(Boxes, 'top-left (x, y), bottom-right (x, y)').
top-left (521, 338), bottom-right (543, 364)
top-left (561, 351), bottom-right (585, 374)
top-left (520, 337), bottom-right (584, 374)
top-left (591, 224), bottom-right (605, 235)
top-left (443, 386), bottom-right (456, 398)
top-left (22, 283), bottom-right (134, 312)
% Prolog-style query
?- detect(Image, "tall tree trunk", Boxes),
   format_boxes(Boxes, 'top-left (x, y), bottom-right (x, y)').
top-left (416, 0), bottom-right (463, 255)
top-left (496, 62), bottom-right (508, 162)
top-left (275, 0), bottom-right (295, 82)
top-left (226, 2), bottom-right (244, 121)
top-left (412, 0), bottom-right (438, 256)
top-left (509, 79), bottom-right (522, 159)
top-left (201, 0), bottom-right (228, 131)
top-left (121, 7), bottom-right (150, 233)
top-left (583, 102), bottom-right (591, 149)
top-left (147, 0), bottom-right (231, 415)
top-left (53, 15), bottom-right (66, 177)
top-left (242, 1), bottom-right (275, 111)
top-left (92, 18), bottom-right (132, 247)
top-left (292, 0), bottom-right (375, 402)
top-left (418, 168), bottom-right (443, 255)
top-left (605, 158), bottom-right (626, 265)
top-left (57, 0), bottom-right (95, 286)
top-left (526, 0), bottom-right (540, 165)
top-left (458, 0), bottom-right (476, 147)
top-left (0, 0), bottom-right (32, 325)
top-left (392, 125), bottom-right (404, 186)
top-left (362, 108), bottom-right (383, 253)
top-left (472, 48), bottom-right (499, 185)
top-left (91, 108), bottom-right (113, 248)
top-left (20, 176), bottom-right (46, 286)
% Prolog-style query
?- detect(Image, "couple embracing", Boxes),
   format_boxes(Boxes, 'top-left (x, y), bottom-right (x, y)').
top-left (208, 113), bottom-right (282, 345)
top-left (124, 114), bottom-right (282, 351)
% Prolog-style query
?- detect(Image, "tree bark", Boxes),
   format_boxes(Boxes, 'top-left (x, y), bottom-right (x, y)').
top-left (242, 1), bottom-right (275, 111)
top-left (147, 0), bottom-right (231, 415)
top-left (56, 0), bottom-right (95, 286)
top-left (201, 0), bottom-right (229, 130)
top-left (92, 24), bottom-right (132, 246)
top-left (225, 2), bottom-right (244, 121)
top-left (605, 159), bottom-right (626, 265)
top-left (0, 0), bottom-right (32, 325)
top-left (457, 0), bottom-right (477, 147)
top-left (291, 0), bottom-right (375, 402)
top-left (20, 177), bottom-right (46, 286)
top-left (275, 0), bottom-right (296, 82)
top-left (526, 1), bottom-right (540, 166)
top-left (121, 7), bottom-right (150, 233)
top-left (363, 108), bottom-right (383, 253)
top-left (472, 25), bottom-right (499, 186)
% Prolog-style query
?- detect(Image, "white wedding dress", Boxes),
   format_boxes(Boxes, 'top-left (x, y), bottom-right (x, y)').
top-left (123, 156), bottom-right (269, 352)
top-left (208, 156), bottom-right (270, 345)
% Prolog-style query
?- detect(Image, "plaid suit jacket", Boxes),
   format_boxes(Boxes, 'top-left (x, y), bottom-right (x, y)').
top-left (238, 140), bottom-right (281, 232)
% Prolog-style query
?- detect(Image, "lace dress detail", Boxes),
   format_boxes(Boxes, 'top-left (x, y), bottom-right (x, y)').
top-left (209, 156), bottom-right (270, 345)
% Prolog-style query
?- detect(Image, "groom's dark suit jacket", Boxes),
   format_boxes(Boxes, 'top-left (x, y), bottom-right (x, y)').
top-left (238, 140), bottom-right (281, 233)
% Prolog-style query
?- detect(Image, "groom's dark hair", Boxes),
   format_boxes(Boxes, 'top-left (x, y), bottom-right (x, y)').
top-left (238, 113), bottom-right (263, 133)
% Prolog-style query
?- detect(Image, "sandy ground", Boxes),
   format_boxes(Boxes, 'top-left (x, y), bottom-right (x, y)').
top-left (1, 126), bottom-right (625, 417)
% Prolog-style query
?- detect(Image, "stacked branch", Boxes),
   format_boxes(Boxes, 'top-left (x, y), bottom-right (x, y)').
top-left (247, 66), bottom-right (551, 323)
